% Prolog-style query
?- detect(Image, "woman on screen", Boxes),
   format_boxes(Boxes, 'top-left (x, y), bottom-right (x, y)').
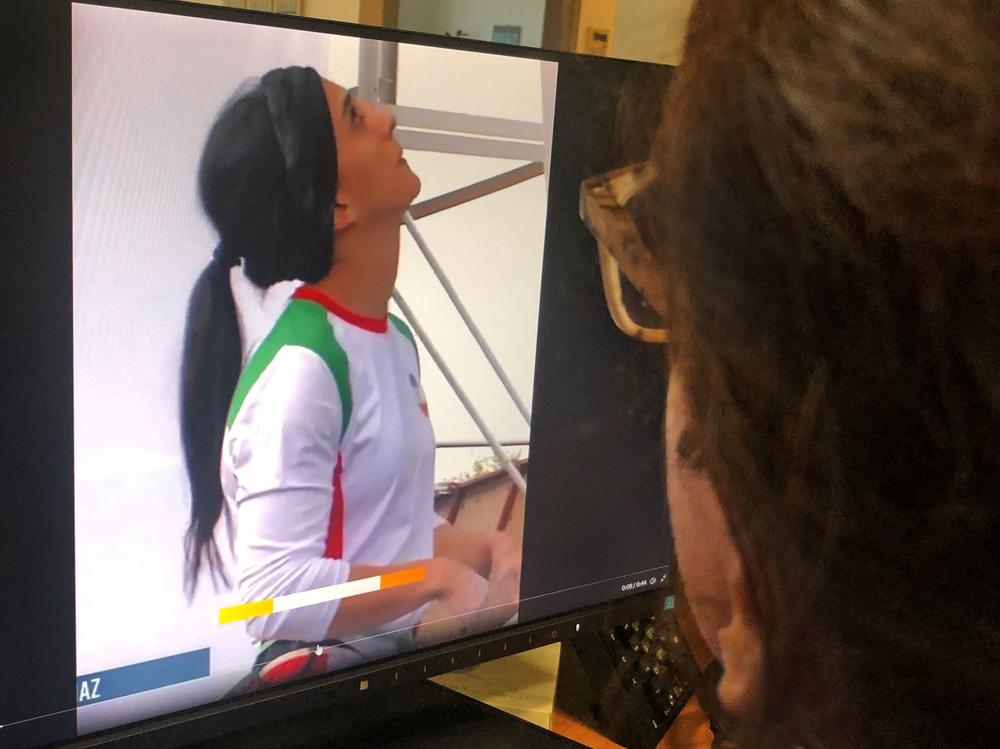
top-left (179, 66), bottom-right (519, 689)
top-left (627, 1), bottom-right (1000, 746)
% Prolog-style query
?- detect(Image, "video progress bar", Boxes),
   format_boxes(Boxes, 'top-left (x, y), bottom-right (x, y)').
top-left (218, 566), bottom-right (426, 624)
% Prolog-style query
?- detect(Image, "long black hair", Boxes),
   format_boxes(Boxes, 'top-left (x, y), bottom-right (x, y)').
top-left (181, 66), bottom-right (338, 597)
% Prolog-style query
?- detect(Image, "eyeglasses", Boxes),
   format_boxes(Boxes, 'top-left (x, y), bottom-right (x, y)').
top-left (580, 163), bottom-right (668, 343)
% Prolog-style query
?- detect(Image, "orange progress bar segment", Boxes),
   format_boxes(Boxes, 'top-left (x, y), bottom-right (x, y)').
top-left (380, 566), bottom-right (426, 590)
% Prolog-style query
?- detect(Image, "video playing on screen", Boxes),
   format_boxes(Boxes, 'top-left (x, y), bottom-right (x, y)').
top-left (72, 2), bottom-right (553, 731)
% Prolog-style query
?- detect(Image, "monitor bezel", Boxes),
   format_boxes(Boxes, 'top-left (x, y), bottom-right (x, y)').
top-left (6, 2), bottom-right (675, 746)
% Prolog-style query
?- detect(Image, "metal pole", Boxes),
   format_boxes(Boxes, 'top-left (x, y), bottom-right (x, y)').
top-left (367, 41), bottom-right (528, 492)
top-left (408, 163), bottom-right (544, 221)
top-left (358, 39), bottom-right (398, 105)
top-left (403, 213), bottom-right (532, 426)
top-left (377, 42), bottom-right (398, 104)
top-left (392, 290), bottom-right (527, 495)
top-left (357, 39), bottom-right (380, 102)
top-left (365, 40), bottom-right (532, 425)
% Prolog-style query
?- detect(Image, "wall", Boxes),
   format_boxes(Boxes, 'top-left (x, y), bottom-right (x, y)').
top-left (611, 0), bottom-right (693, 65)
top-left (395, 0), bottom-right (440, 35)
top-left (452, 482), bottom-right (510, 534)
top-left (576, 0), bottom-right (618, 54)
top-left (359, 0), bottom-right (392, 26)
top-left (398, 0), bottom-right (545, 47)
top-left (181, 0), bottom-right (696, 64)
top-left (176, 0), bottom-right (361, 22)
top-left (301, 0), bottom-right (360, 22)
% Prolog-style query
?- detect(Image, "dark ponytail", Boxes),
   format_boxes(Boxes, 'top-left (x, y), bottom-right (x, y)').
top-left (180, 249), bottom-right (241, 597)
top-left (181, 66), bottom-right (337, 597)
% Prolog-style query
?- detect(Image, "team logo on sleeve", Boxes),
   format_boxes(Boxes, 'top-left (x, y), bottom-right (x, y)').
top-left (409, 373), bottom-right (429, 417)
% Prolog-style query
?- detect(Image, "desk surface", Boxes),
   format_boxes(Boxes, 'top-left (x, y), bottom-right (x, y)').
top-left (512, 588), bottom-right (718, 749)
top-left (188, 680), bottom-right (584, 749)
top-left (550, 699), bottom-right (714, 749)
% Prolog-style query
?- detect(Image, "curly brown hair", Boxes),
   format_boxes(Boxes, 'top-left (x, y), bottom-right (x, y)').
top-left (644, 1), bottom-right (1000, 746)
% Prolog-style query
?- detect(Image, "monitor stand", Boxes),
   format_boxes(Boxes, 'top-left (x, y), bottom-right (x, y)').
top-left (188, 680), bottom-right (584, 748)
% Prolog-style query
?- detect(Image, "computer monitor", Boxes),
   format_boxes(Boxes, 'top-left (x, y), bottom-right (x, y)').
top-left (2, 2), bottom-right (674, 746)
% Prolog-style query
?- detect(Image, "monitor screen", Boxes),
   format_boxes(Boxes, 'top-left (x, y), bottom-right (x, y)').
top-left (2, 2), bottom-right (673, 747)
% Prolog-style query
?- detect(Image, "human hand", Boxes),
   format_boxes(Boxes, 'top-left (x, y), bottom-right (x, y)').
top-left (475, 533), bottom-right (522, 630)
top-left (426, 557), bottom-right (488, 616)
top-left (414, 558), bottom-right (487, 646)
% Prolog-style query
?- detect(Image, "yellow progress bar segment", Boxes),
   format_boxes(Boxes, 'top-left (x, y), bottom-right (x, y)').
top-left (218, 598), bottom-right (274, 624)
top-left (381, 566), bottom-right (426, 590)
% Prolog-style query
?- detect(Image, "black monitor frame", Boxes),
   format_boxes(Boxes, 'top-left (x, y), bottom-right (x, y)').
top-left (2, 2), bottom-right (675, 747)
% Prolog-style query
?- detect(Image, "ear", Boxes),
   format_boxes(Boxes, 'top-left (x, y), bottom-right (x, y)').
top-left (334, 195), bottom-right (357, 233)
top-left (716, 557), bottom-right (763, 716)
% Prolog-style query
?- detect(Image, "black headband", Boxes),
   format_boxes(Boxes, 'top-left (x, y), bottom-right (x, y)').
top-left (204, 66), bottom-right (337, 286)
top-left (260, 66), bottom-right (337, 225)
